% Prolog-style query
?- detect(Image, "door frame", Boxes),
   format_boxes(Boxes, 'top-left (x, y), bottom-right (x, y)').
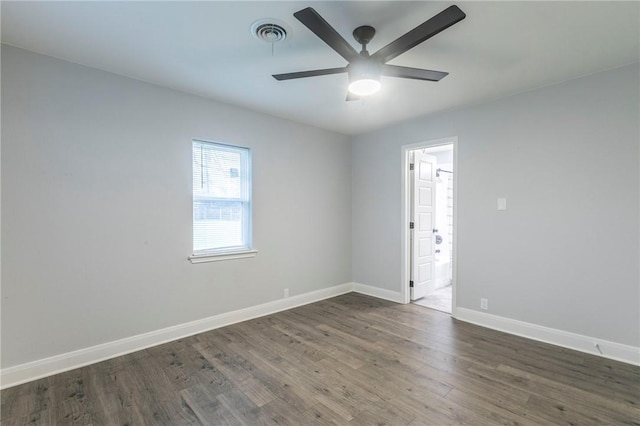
top-left (400, 136), bottom-right (458, 316)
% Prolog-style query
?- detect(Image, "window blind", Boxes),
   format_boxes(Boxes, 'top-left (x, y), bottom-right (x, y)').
top-left (192, 140), bottom-right (251, 254)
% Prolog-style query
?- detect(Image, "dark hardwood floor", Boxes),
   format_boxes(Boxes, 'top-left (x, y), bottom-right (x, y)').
top-left (2, 293), bottom-right (639, 425)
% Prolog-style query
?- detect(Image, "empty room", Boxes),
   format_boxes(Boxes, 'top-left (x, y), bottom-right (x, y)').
top-left (1, 1), bottom-right (639, 425)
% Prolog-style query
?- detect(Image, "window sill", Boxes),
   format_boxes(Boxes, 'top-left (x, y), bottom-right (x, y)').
top-left (189, 250), bottom-right (258, 264)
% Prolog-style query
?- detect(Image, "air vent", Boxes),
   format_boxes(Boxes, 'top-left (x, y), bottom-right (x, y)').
top-left (251, 19), bottom-right (289, 43)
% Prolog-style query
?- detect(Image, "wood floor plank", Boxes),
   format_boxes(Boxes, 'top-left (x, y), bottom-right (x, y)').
top-left (218, 340), bottom-right (320, 412)
top-left (256, 397), bottom-right (309, 425)
top-left (304, 402), bottom-right (349, 426)
top-left (144, 341), bottom-right (232, 393)
top-left (524, 393), bottom-right (604, 425)
top-left (241, 347), bottom-right (383, 421)
top-left (469, 362), bottom-right (640, 423)
top-left (276, 312), bottom-right (368, 369)
top-left (416, 362), bottom-right (532, 408)
top-left (2, 293), bottom-right (638, 425)
top-left (388, 392), bottom-right (500, 426)
top-left (497, 351), bottom-right (640, 401)
top-left (180, 384), bottom-right (241, 425)
top-left (0, 378), bottom-right (51, 421)
top-left (495, 363), bottom-right (640, 423)
top-left (315, 323), bottom-right (427, 371)
top-left (443, 388), bottom-right (543, 426)
top-left (270, 321), bottom-right (366, 370)
top-left (216, 388), bottom-right (262, 425)
top-left (194, 339), bottom-right (316, 413)
top-left (314, 357), bottom-right (404, 403)
top-left (348, 401), bottom-right (416, 426)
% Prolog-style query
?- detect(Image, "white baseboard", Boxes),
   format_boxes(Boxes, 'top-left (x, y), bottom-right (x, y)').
top-left (455, 308), bottom-right (640, 366)
top-left (352, 282), bottom-right (404, 304)
top-left (0, 282), bottom-right (354, 389)
top-left (7, 285), bottom-right (635, 389)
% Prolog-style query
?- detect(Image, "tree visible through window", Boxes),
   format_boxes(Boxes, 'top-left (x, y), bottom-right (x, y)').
top-left (192, 140), bottom-right (251, 254)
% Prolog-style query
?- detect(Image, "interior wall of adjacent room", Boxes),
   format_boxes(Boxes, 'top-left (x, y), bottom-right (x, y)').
top-left (0, 45), bottom-right (352, 368)
top-left (351, 63), bottom-right (640, 347)
top-left (431, 148), bottom-right (453, 280)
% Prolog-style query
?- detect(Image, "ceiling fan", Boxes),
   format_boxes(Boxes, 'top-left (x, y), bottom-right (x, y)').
top-left (273, 5), bottom-right (466, 100)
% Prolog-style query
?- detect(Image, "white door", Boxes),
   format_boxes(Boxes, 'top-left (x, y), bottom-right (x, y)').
top-left (411, 151), bottom-right (437, 300)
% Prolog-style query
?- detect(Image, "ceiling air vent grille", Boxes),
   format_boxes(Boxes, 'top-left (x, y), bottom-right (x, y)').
top-left (251, 19), bottom-right (289, 43)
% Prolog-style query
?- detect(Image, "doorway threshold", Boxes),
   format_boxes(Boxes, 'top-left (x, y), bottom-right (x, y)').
top-left (412, 285), bottom-right (452, 314)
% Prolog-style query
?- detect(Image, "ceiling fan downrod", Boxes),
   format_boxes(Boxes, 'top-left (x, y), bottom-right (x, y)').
top-left (353, 25), bottom-right (376, 56)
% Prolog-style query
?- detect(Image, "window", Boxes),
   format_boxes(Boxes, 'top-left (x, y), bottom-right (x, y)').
top-left (191, 140), bottom-right (253, 261)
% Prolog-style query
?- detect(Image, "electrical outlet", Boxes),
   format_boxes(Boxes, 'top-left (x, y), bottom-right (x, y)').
top-left (284, 288), bottom-right (290, 298)
top-left (480, 298), bottom-right (488, 310)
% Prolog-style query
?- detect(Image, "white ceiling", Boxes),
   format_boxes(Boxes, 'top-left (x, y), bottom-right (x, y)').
top-left (2, 1), bottom-right (638, 135)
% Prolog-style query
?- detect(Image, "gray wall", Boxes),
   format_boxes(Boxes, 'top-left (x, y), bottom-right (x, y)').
top-left (352, 63), bottom-right (640, 347)
top-left (1, 46), bottom-right (352, 368)
top-left (2, 44), bottom-right (638, 369)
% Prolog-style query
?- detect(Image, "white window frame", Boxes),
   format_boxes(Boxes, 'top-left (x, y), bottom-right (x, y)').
top-left (189, 140), bottom-right (256, 264)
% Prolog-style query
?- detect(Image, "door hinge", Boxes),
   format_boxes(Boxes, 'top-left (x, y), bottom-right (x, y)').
top-left (409, 280), bottom-right (414, 288)
top-left (409, 163), bottom-right (414, 171)
top-left (409, 222), bottom-right (414, 229)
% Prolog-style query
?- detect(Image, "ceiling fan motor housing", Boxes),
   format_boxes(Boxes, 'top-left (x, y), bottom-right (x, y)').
top-left (348, 60), bottom-right (381, 82)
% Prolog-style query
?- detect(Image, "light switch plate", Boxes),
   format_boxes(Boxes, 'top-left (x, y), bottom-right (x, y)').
top-left (497, 197), bottom-right (507, 210)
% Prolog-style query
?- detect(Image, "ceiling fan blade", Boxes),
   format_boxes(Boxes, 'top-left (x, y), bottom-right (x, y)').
top-left (273, 67), bottom-right (348, 81)
top-left (371, 5), bottom-right (466, 64)
top-left (294, 7), bottom-right (359, 62)
top-left (382, 65), bottom-right (448, 81)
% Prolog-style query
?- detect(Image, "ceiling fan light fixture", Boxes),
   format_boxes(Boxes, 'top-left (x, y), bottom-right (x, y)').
top-left (348, 61), bottom-right (381, 96)
top-left (348, 78), bottom-right (381, 96)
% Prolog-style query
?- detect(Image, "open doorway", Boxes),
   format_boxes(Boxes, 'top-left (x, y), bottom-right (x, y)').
top-left (401, 138), bottom-right (456, 314)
